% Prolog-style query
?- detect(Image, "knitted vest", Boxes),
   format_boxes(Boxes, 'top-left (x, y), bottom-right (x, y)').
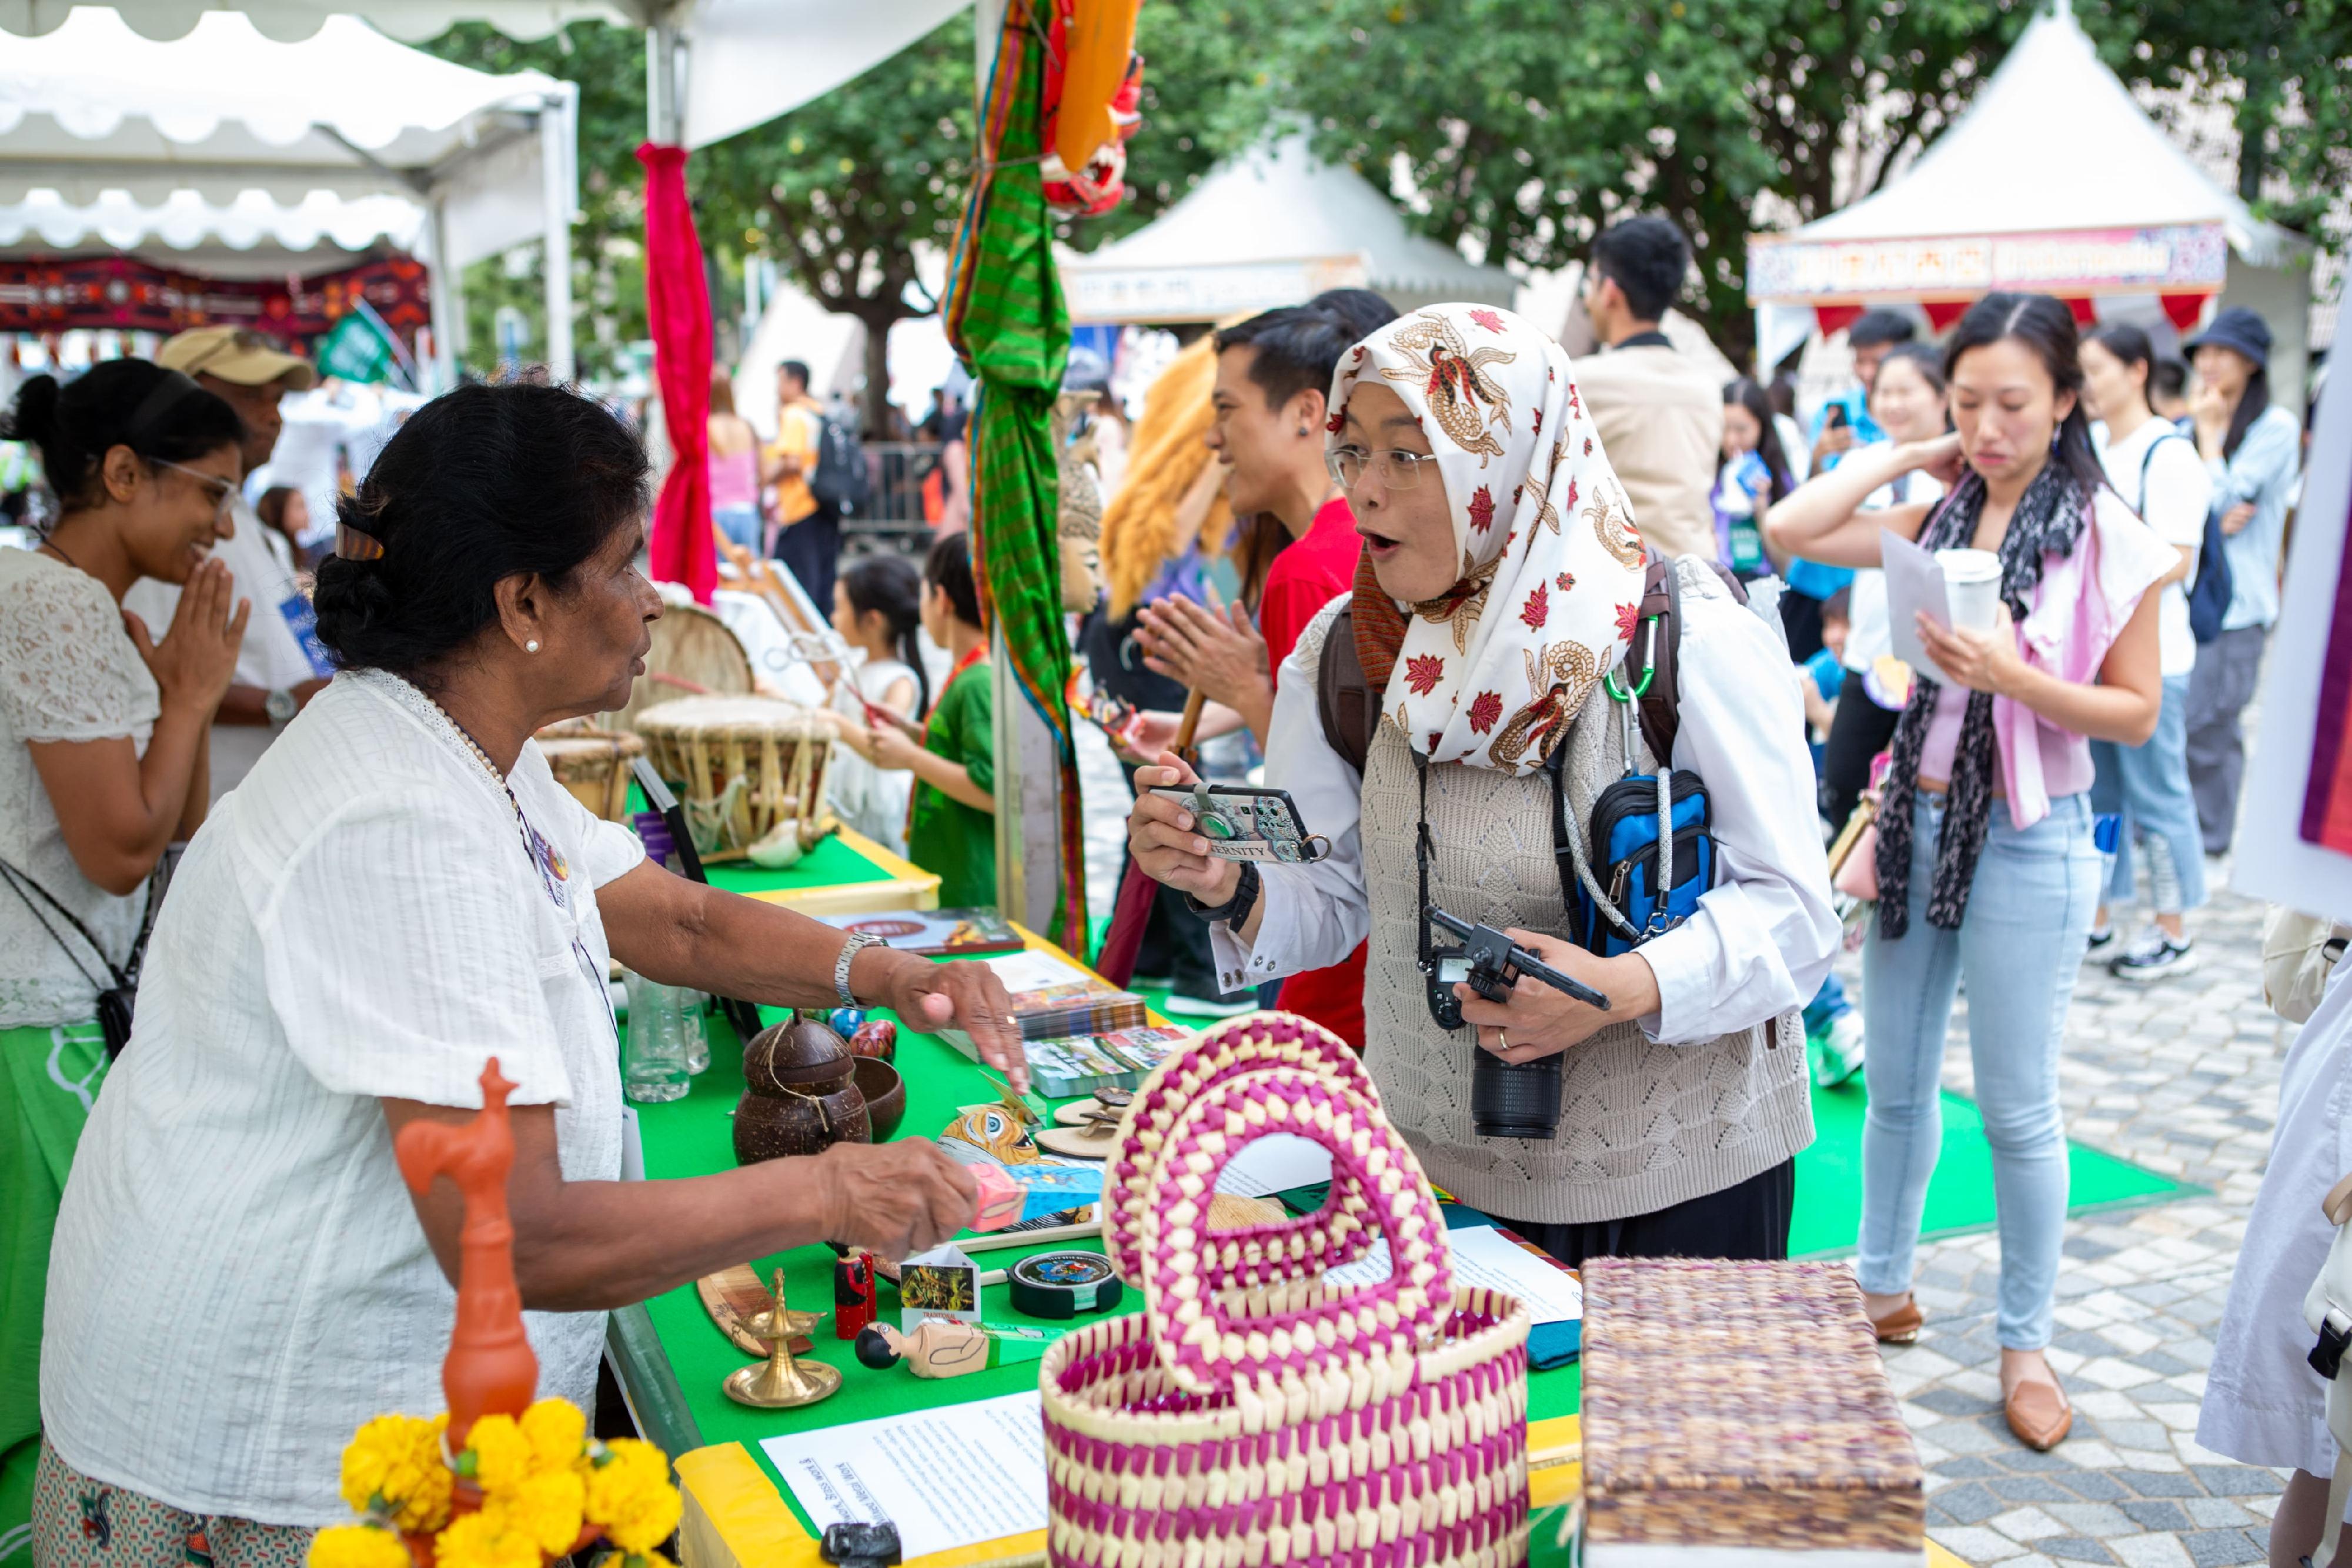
top-left (1307, 563), bottom-right (1813, 1225)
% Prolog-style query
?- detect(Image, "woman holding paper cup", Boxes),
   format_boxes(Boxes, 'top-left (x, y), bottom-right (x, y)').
top-left (1765, 292), bottom-right (2177, 1452)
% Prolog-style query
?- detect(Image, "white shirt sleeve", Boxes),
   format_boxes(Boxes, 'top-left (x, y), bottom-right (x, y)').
top-left (1205, 635), bottom-right (1370, 991)
top-left (1629, 583), bottom-right (1840, 1043)
top-left (258, 793), bottom-right (579, 1109)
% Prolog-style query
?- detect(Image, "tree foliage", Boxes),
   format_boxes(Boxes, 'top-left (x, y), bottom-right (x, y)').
top-left (426, 2), bottom-right (2351, 389)
top-left (425, 22), bottom-right (649, 382)
top-left (1268, 0), bottom-right (2350, 363)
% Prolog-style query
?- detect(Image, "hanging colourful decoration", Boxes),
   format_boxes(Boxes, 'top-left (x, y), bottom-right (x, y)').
top-left (636, 141), bottom-right (718, 606)
top-left (1040, 0), bottom-right (1145, 219)
top-left (944, 0), bottom-right (1145, 948)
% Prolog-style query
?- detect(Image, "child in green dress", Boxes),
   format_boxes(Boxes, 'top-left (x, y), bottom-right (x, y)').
top-left (870, 531), bottom-right (997, 908)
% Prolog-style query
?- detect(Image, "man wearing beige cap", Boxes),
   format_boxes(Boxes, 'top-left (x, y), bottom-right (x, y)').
top-left (125, 327), bottom-right (327, 801)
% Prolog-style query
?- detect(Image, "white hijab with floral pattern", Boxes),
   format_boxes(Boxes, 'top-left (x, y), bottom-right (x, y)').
top-left (1332, 303), bottom-right (1648, 775)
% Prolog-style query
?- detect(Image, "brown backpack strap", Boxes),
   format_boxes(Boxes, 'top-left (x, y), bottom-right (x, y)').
top-left (1317, 606), bottom-right (1376, 775)
top-left (1629, 556), bottom-right (1679, 764)
top-left (1625, 551), bottom-right (1744, 765)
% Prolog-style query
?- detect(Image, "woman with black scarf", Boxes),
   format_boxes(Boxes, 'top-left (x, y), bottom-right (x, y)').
top-left (1767, 293), bottom-right (2176, 1452)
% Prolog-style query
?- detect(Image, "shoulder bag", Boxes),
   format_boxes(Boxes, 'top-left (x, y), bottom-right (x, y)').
top-left (0, 858), bottom-right (158, 1058)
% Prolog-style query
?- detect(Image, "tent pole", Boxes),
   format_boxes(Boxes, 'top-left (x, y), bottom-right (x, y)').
top-left (969, 0), bottom-right (1065, 939)
top-left (542, 83), bottom-right (579, 382)
top-left (426, 197), bottom-right (460, 392)
top-left (646, 12), bottom-right (685, 147)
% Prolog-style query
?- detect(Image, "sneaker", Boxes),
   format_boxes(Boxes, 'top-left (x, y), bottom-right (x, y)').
top-left (1810, 1009), bottom-right (1866, 1089)
top-left (2083, 924), bottom-right (2114, 961)
top-left (2109, 931), bottom-right (2197, 983)
top-left (1163, 991), bottom-right (1257, 1018)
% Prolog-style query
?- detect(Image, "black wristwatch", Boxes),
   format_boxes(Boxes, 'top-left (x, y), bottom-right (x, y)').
top-left (1185, 862), bottom-right (1260, 925)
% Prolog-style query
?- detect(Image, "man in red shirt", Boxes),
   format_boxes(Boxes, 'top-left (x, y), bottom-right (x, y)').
top-left (1134, 295), bottom-right (1396, 1044)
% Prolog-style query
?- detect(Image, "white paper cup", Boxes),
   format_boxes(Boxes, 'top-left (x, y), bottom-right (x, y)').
top-left (1937, 548), bottom-right (2004, 632)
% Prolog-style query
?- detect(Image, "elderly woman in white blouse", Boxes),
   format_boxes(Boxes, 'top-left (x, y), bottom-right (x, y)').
top-left (35, 383), bottom-right (1023, 1559)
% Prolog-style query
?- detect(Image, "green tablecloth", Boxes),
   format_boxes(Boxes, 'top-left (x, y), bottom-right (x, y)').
top-left (616, 981), bottom-right (1582, 1529)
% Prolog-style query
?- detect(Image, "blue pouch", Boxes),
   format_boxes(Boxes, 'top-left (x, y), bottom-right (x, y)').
top-left (1578, 769), bottom-right (1713, 958)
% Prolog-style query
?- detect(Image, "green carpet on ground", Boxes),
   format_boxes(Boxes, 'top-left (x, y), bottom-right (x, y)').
top-left (1128, 981), bottom-right (2189, 1254)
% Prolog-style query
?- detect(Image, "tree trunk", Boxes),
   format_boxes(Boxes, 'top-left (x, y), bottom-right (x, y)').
top-left (850, 302), bottom-right (903, 437)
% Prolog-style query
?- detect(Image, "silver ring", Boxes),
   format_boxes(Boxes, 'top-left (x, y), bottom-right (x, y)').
top-left (1497, 1029), bottom-right (1510, 1051)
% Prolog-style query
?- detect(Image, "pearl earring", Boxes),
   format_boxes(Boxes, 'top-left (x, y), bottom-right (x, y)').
top-left (526, 640), bottom-right (540, 653)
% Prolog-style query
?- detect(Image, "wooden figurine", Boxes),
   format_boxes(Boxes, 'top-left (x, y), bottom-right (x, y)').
top-left (392, 1058), bottom-right (536, 1448)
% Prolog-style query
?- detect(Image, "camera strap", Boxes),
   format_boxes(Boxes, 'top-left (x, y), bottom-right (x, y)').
top-left (1413, 750), bottom-right (1438, 971)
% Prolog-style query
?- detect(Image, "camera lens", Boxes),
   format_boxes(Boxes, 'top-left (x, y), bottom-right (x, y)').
top-left (1472, 1052), bottom-right (1563, 1140)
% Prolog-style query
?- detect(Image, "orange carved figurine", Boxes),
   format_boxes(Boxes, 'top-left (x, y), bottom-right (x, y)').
top-left (394, 1058), bottom-right (537, 1449)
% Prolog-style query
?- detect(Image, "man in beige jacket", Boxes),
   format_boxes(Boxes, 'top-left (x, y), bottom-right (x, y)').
top-left (1571, 217), bottom-right (1722, 561)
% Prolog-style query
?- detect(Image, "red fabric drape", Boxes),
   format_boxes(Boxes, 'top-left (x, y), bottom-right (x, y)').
top-left (2161, 292), bottom-right (2211, 333)
top-left (637, 141), bottom-right (717, 606)
top-left (1814, 303), bottom-right (1863, 337)
top-left (2060, 296), bottom-right (2098, 326)
top-left (1922, 299), bottom-right (1969, 332)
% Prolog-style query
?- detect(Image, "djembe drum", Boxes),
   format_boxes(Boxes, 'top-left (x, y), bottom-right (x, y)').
top-left (636, 696), bottom-right (834, 861)
top-left (535, 727), bottom-right (644, 823)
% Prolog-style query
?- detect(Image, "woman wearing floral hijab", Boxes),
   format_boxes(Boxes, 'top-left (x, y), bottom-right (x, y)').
top-left (1127, 303), bottom-right (1838, 1261)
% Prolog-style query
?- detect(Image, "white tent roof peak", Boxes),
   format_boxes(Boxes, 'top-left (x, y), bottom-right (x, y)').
top-left (1798, 6), bottom-right (2301, 266)
top-left (1058, 130), bottom-right (1515, 322)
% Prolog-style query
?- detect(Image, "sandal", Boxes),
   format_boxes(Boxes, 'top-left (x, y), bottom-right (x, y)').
top-left (1869, 1293), bottom-right (1923, 1344)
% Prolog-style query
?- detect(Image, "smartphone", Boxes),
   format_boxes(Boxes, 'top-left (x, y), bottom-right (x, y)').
top-left (1823, 403), bottom-right (1849, 430)
top-left (1147, 783), bottom-right (1327, 864)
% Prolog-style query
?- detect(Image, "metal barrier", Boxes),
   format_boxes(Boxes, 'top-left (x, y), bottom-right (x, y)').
top-left (842, 440), bottom-right (944, 553)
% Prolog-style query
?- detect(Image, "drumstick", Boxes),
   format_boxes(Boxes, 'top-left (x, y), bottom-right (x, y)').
top-left (1174, 688), bottom-right (1205, 765)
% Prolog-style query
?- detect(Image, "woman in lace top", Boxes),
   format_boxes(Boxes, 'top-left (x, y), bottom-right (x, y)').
top-left (0, 359), bottom-right (248, 1545)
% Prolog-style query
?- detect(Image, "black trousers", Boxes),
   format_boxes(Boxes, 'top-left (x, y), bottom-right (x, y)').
top-left (1780, 589), bottom-right (1827, 664)
top-left (775, 506), bottom-right (841, 615)
top-left (1820, 690), bottom-right (1903, 833)
top-left (1495, 1157), bottom-right (1796, 1269)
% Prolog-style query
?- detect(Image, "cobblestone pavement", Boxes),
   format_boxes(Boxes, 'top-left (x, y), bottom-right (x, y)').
top-left (1075, 720), bottom-right (2293, 1567)
top-left (1877, 870), bottom-right (2290, 1568)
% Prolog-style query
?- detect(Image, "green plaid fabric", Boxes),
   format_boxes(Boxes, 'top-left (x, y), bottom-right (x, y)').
top-left (946, 6), bottom-right (1086, 948)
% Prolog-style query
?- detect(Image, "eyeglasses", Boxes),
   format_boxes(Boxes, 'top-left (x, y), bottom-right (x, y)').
top-left (151, 459), bottom-right (238, 522)
top-left (1326, 445), bottom-right (1442, 492)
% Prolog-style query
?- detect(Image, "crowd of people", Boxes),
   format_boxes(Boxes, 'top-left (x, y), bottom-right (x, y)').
top-left (0, 206), bottom-right (2321, 1561)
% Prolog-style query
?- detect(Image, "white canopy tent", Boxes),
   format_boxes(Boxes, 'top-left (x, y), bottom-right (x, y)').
top-left (1058, 132), bottom-right (1516, 323)
top-left (0, 0), bottom-right (970, 152)
top-left (1746, 2), bottom-right (2314, 405)
top-left (0, 6), bottom-right (577, 382)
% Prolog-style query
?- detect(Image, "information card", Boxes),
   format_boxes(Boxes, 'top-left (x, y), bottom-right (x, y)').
top-left (761, 1392), bottom-right (1049, 1558)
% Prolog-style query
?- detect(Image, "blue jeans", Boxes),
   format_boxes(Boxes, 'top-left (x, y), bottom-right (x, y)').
top-left (2089, 675), bottom-right (2206, 915)
top-left (1858, 791), bottom-right (2100, 1349)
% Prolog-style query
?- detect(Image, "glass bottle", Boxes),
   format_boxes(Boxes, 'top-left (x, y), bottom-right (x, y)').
top-left (680, 989), bottom-right (710, 1075)
top-left (622, 969), bottom-right (690, 1104)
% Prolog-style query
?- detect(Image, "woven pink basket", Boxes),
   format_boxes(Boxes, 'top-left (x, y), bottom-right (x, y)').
top-left (1040, 1012), bottom-right (1534, 1568)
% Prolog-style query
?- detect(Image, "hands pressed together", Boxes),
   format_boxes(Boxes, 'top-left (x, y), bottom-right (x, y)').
top-left (1135, 594), bottom-right (1267, 708)
top-left (126, 555), bottom-right (249, 718)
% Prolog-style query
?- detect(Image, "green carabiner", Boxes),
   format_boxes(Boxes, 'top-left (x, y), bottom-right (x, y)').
top-left (1602, 663), bottom-right (1655, 704)
top-left (1603, 612), bottom-right (1662, 704)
